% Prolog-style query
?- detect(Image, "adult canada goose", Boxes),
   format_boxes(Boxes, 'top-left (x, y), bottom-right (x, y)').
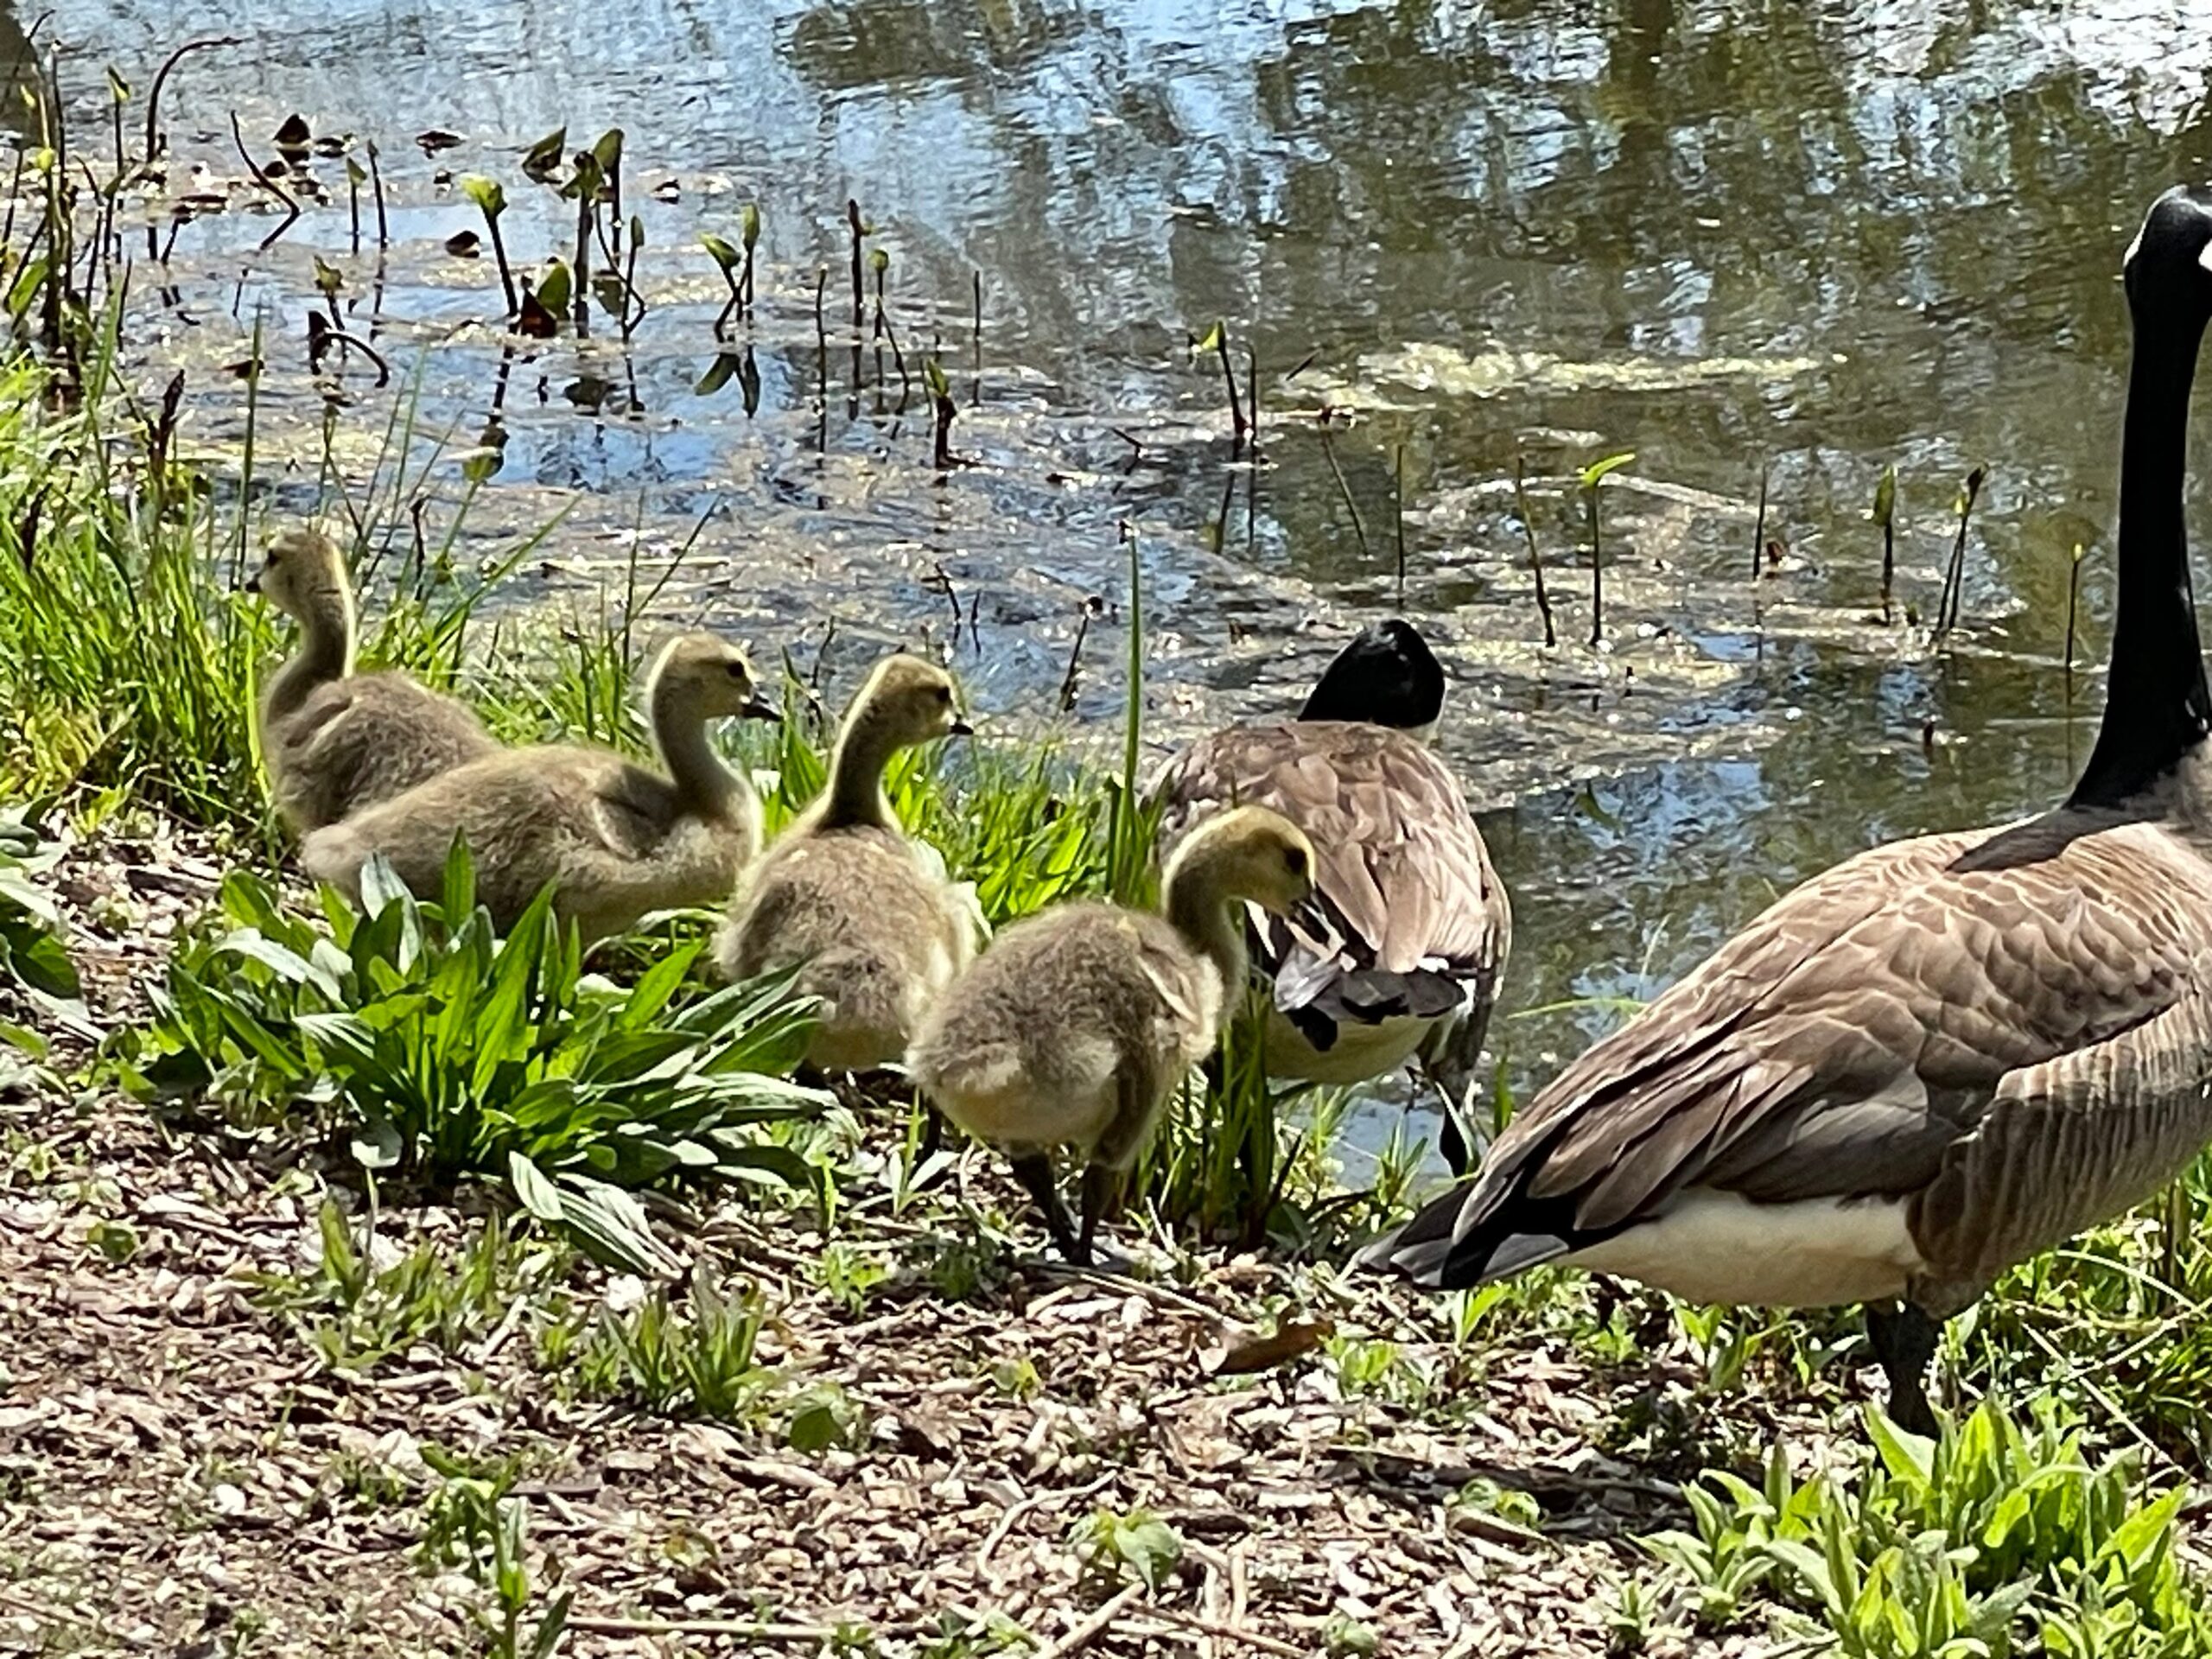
top-left (302, 632), bottom-right (779, 942)
top-left (715, 654), bottom-right (976, 1072)
top-left (1150, 620), bottom-right (1510, 1167)
top-left (909, 805), bottom-right (1316, 1264)
top-left (248, 524), bottom-right (496, 831)
top-left (1360, 186), bottom-right (2212, 1436)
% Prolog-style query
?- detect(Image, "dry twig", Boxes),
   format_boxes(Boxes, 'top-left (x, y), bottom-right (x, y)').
top-left (1033, 1584), bottom-right (1142, 1659)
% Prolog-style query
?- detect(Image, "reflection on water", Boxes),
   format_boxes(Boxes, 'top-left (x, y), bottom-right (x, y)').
top-left (29, 0), bottom-right (2212, 1122)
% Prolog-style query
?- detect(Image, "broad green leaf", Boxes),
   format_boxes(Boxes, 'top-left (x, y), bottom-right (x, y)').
top-left (358, 854), bottom-right (412, 920)
top-left (507, 1150), bottom-right (564, 1224)
top-left (459, 175), bottom-right (507, 219)
top-left (551, 1174), bottom-right (681, 1277)
top-left (528, 1592), bottom-right (573, 1659)
top-left (439, 836), bottom-right (477, 927)
top-left (521, 125), bottom-right (567, 182)
top-left (1762, 1539), bottom-right (1838, 1611)
top-left (216, 929), bottom-right (334, 995)
top-left (706, 1141), bottom-right (823, 1196)
top-left (1579, 450), bottom-right (1636, 490)
top-left (786, 1399), bottom-right (843, 1453)
top-left (8, 925), bottom-right (82, 1003)
top-left (535, 258), bottom-right (573, 318)
top-left (1867, 1402), bottom-right (1936, 1489)
top-left (695, 353), bottom-right (741, 396)
top-left (211, 995), bottom-right (311, 1072)
top-left (700, 233), bottom-right (741, 276)
top-left (1113, 1512), bottom-right (1183, 1592)
top-left (352, 1115), bottom-right (403, 1170)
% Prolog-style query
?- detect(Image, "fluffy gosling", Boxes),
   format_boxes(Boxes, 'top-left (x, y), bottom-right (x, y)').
top-left (716, 654), bottom-right (976, 1071)
top-left (249, 525), bottom-right (496, 831)
top-left (908, 804), bottom-right (1315, 1263)
top-left (302, 632), bottom-right (778, 941)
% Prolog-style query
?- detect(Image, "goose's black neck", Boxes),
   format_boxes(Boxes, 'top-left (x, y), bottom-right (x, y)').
top-left (2069, 308), bottom-right (2212, 810)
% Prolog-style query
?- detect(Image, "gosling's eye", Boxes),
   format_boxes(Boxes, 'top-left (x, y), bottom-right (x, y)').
top-left (933, 684), bottom-right (953, 705)
top-left (1285, 849), bottom-right (1308, 877)
top-left (725, 663), bottom-right (747, 679)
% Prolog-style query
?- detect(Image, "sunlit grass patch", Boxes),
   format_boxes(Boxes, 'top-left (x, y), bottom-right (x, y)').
top-left (104, 842), bottom-right (836, 1272)
top-left (1963, 1150), bottom-right (2212, 1468)
top-left (251, 1198), bottom-right (566, 1374)
top-left (1631, 1398), bottom-right (2212, 1656)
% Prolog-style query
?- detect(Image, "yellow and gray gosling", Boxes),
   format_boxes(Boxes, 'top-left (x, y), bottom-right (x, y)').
top-left (302, 632), bottom-right (779, 943)
top-left (248, 524), bottom-right (496, 832)
top-left (908, 804), bottom-right (1315, 1264)
top-left (716, 653), bottom-right (976, 1072)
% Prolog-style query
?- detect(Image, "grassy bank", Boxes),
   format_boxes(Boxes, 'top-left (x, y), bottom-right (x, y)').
top-left (4, 338), bottom-right (2212, 1657)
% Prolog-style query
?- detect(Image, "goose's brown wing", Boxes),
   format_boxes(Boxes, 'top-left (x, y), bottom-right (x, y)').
top-left (1366, 810), bottom-right (2212, 1290)
top-left (1151, 722), bottom-right (1508, 1035)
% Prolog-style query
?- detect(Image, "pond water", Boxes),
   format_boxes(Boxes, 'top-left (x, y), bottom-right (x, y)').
top-left (24, 0), bottom-right (2212, 1148)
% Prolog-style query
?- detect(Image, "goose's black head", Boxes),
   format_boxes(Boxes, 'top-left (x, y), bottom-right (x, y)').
top-left (2125, 186), bottom-right (2212, 330)
top-left (1298, 619), bottom-right (1446, 729)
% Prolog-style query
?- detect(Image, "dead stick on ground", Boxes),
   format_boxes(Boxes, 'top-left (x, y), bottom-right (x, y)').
top-left (0, 1587), bottom-right (60, 1622)
top-left (1028, 1258), bottom-right (1245, 1331)
top-left (976, 1471), bottom-right (1117, 1577)
top-left (1035, 1585), bottom-right (1142, 1659)
top-left (569, 1616), bottom-right (927, 1641)
top-left (1132, 1606), bottom-right (1306, 1657)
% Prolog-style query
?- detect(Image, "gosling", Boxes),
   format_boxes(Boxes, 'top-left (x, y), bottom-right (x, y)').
top-left (908, 805), bottom-right (1316, 1264)
top-left (249, 524), bottom-right (496, 831)
top-left (716, 654), bottom-right (976, 1073)
top-left (302, 632), bottom-right (779, 941)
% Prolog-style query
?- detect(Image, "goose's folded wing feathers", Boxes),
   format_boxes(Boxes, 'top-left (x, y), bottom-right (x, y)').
top-left (1463, 815), bottom-right (2211, 1240)
top-left (1152, 722), bottom-right (1506, 997)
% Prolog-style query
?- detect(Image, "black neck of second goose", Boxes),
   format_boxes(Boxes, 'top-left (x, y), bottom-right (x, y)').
top-left (2070, 308), bottom-right (2212, 810)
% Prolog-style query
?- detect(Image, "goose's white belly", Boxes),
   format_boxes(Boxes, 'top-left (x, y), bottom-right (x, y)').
top-left (1562, 1191), bottom-right (1927, 1307)
top-left (1264, 1007), bottom-right (1437, 1084)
